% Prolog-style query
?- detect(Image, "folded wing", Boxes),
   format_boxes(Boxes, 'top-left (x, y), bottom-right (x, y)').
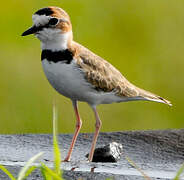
top-left (74, 42), bottom-right (171, 106)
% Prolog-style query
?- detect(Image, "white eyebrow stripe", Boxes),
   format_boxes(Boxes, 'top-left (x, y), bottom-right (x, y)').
top-left (32, 14), bottom-right (50, 26)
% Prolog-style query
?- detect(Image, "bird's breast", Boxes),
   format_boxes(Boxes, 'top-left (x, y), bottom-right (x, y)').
top-left (41, 59), bottom-right (95, 101)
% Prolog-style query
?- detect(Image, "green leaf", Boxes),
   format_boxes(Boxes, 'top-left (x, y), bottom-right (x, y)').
top-left (24, 166), bottom-right (37, 179)
top-left (53, 135), bottom-right (61, 176)
top-left (0, 165), bottom-right (16, 180)
top-left (174, 163), bottom-right (184, 180)
top-left (41, 163), bottom-right (62, 180)
top-left (40, 166), bottom-right (52, 180)
top-left (17, 152), bottom-right (43, 180)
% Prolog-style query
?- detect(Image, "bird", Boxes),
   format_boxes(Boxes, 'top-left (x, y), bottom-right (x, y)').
top-left (22, 6), bottom-right (172, 162)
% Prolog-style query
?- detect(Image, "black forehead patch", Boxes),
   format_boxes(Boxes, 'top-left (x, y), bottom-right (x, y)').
top-left (35, 8), bottom-right (53, 16)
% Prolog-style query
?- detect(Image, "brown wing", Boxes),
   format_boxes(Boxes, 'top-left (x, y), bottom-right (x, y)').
top-left (73, 42), bottom-right (139, 97)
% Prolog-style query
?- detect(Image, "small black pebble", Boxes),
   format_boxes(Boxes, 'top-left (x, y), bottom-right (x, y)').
top-left (86, 142), bottom-right (123, 163)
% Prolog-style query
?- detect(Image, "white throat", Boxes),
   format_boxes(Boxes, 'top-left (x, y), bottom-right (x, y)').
top-left (41, 31), bottom-right (72, 51)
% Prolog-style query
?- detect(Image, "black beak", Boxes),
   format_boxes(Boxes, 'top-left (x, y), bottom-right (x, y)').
top-left (21, 26), bottom-right (38, 36)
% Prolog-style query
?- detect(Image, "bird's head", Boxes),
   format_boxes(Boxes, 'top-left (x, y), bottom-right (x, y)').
top-left (22, 7), bottom-right (73, 49)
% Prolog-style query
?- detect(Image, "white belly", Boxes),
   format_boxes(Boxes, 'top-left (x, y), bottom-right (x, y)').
top-left (42, 59), bottom-right (133, 105)
top-left (42, 60), bottom-right (93, 100)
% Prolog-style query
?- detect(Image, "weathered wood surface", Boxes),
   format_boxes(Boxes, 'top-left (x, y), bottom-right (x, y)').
top-left (0, 129), bottom-right (184, 179)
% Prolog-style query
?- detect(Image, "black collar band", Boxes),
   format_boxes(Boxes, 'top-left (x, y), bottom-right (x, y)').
top-left (41, 49), bottom-right (73, 64)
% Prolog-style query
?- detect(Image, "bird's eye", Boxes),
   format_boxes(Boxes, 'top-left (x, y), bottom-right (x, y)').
top-left (49, 18), bottom-right (59, 26)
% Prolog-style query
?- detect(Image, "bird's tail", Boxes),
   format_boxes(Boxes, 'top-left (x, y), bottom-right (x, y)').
top-left (137, 88), bottom-right (172, 106)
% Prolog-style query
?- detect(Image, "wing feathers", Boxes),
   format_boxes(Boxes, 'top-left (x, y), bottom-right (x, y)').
top-left (137, 87), bottom-right (172, 106)
top-left (73, 41), bottom-right (171, 105)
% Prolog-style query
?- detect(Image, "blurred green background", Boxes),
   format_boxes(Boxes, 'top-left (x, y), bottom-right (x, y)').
top-left (0, 0), bottom-right (183, 134)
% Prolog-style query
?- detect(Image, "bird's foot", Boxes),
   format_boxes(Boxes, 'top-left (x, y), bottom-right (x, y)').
top-left (62, 157), bottom-right (70, 162)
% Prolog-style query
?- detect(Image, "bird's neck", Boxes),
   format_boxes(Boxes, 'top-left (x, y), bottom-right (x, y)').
top-left (41, 31), bottom-right (73, 51)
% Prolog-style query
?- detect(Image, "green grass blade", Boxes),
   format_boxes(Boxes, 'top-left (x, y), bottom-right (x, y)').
top-left (53, 135), bottom-right (61, 176)
top-left (53, 100), bottom-right (61, 176)
top-left (40, 166), bottom-right (52, 180)
top-left (0, 165), bottom-right (16, 180)
top-left (41, 162), bottom-right (62, 180)
top-left (174, 163), bottom-right (184, 180)
top-left (17, 152), bottom-right (43, 180)
top-left (24, 166), bottom-right (37, 179)
top-left (125, 156), bottom-right (151, 180)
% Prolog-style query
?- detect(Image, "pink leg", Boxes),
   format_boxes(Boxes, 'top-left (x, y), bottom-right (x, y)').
top-left (88, 106), bottom-right (102, 162)
top-left (64, 101), bottom-right (82, 162)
